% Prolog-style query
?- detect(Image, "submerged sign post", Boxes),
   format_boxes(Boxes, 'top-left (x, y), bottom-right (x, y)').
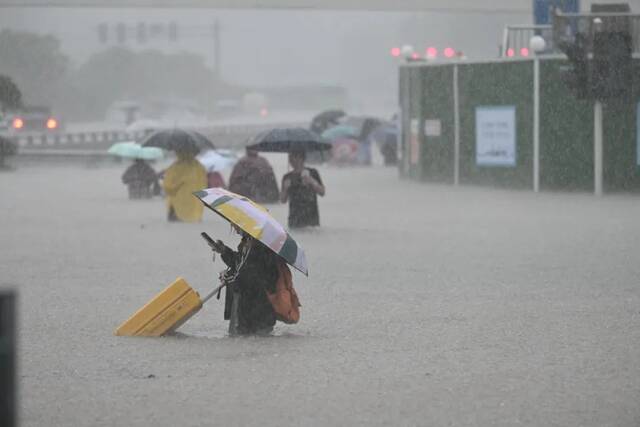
top-left (475, 106), bottom-right (516, 167)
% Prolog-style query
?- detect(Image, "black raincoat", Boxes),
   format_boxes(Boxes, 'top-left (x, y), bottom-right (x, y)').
top-left (220, 237), bottom-right (278, 335)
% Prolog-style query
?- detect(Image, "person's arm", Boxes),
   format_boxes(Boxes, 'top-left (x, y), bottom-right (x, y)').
top-left (161, 167), bottom-right (183, 196)
top-left (280, 175), bottom-right (291, 203)
top-left (302, 169), bottom-right (325, 196)
top-left (207, 237), bottom-right (236, 267)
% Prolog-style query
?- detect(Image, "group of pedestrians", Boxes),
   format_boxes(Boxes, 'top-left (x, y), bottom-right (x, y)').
top-left (229, 148), bottom-right (325, 229)
top-left (119, 146), bottom-right (325, 229)
top-left (116, 130), bottom-right (326, 337)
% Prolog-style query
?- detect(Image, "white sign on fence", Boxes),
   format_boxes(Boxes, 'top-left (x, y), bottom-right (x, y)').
top-left (410, 118), bottom-right (419, 165)
top-left (475, 106), bottom-right (516, 167)
top-left (424, 119), bottom-right (441, 137)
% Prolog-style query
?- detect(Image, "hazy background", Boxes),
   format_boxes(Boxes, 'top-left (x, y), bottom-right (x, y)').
top-left (0, 7), bottom-right (530, 121)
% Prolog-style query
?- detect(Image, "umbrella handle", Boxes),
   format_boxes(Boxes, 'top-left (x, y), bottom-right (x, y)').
top-left (201, 282), bottom-right (227, 305)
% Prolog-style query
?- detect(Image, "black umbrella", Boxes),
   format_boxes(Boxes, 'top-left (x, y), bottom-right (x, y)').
top-left (310, 109), bottom-right (346, 134)
top-left (247, 127), bottom-right (332, 153)
top-left (141, 129), bottom-right (215, 153)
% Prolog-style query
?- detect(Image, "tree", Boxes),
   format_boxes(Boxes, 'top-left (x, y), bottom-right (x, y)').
top-left (0, 75), bottom-right (22, 112)
top-left (0, 74), bottom-right (21, 169)
top-left (0, 30), bottom-right (69, 108)
top-left (64, 47), bottom-right (225, 121)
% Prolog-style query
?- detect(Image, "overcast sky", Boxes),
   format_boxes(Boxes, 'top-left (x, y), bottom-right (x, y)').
top-left (0, 7), bottom-right (530, 111)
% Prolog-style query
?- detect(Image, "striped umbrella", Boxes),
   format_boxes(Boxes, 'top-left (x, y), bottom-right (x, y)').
top-left (193, 187), bottom-right (308, 276)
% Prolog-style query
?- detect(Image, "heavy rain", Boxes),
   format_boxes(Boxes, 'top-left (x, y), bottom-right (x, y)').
top-left (0, 1), bottom-right (639, 426)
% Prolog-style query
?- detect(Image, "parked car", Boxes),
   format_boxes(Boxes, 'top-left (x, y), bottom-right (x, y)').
top-left (2, 106), bottom-right (63, 133)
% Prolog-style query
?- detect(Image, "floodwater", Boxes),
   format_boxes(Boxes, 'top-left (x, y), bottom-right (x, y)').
top-left (1, 158), bottom-right (639, 426)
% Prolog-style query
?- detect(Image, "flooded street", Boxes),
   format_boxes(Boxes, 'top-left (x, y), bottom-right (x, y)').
top-left (1, 161), bottom-right (639, 426)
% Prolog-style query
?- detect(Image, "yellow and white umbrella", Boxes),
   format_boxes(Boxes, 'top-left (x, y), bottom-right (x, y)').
top-left (193, 188), bottom-right (308, 276)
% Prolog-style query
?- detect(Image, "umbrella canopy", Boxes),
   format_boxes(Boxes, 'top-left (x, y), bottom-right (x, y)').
top-left (310, 109), bottom-right (346, 134)
top-left (246, 127), bottom-right (331, 153)
top-left (193, 187), bottom-right (308, 276)
top-left (196, 149), bottom-right (238, 172)
top-left (108, 142), bottom-right (164, 160)
top-left (312, 109), bottom-right (346, 124)
top-left (141, 129), bottom-right (215, 153)
top-left (321, 124), bottom-right (359, 141)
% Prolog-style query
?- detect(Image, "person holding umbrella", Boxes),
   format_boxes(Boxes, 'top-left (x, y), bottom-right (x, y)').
top-left (162, 150), bottom-right (207, 222)
top-left (122, 159), bottom-right (160, 199)
top-left (228, 148), bottom-right (279, 204)
top-left (246, 127), bottom-right (330, 229)
top-left (108, 142), bottom-right (163, 199)
top-left (207, 229), bottom-right (279, 336)
top-left (194, 188), bottom-right (306, 336)
top-left (142, 129), bottom-right (213, 222)
top-left (280, 151), bottom-right (325, 228)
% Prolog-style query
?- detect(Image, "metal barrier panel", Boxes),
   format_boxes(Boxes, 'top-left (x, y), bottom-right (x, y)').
top-left (458, 60), bottom-right (534, 188)
top-left (420, 64), bottom-right (455, 184)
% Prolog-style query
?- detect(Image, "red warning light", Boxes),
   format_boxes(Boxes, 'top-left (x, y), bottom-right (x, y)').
top-left (46, 118), bottom-right (58, 129)
top-left (391, 47), bottom-right (401, 57)
top-left (12, 117), bottom-right (24, 129)
top-left (444, 47), bottom-right (456, 58)
top-left (520, 47), bottom-right (530, 57)
top-left (411, 52), bottom-right (420, 60)
top-left (426, 47), bottom-right (438, 58)
top-left (259, 107), bottom-right (268, 117)
top-left (506, 48), bottom-right (515, 57)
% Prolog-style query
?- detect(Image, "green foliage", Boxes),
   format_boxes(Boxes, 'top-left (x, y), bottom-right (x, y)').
top-left (0, 75), bottom-right (22, 111)
top-left (0, 29), bottom-right (233, 121)
top-left (0, 29), bottom-right (68, 108)
top-left (64, 47), bottom-right (225, 120)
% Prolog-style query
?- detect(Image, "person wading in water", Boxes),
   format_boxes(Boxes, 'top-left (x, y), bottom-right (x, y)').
top-left (280, 150), bottom-right (325, 228)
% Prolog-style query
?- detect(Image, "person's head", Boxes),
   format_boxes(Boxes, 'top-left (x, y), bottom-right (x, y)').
top-left (246, 148), bottom-right (258, 158)
top-left (288, 150), bottom-right (306, 170)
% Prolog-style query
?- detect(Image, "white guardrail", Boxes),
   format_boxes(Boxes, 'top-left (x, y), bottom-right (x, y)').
top-left (5, 121), bottom-right (306, 151)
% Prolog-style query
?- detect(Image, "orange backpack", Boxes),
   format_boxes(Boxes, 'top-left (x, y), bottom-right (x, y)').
top-left (266, 260), bottom-right (301, 324)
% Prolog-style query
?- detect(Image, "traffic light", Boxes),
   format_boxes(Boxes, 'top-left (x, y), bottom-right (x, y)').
top-left (136, 22), bottom-right (147, 43)
top-left (116, 22), bottom-right (126, 44)
top-left (590, 29), bottom-right (632, 99)
top-left (558, 33), bottom-right (589, 98)
top-left (168, 22), bottom-right (178, 42)
top-left (98, 23), bottom-right (108, 44)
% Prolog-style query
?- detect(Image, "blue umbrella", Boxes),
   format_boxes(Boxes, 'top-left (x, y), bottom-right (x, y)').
top-left (321, 125), bottom-right (359, 141)
top-left (108, 142), bottom-right (164, 160)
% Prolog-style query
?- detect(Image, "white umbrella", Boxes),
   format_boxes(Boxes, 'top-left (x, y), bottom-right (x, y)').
top-left (196, 149), bottom-right (238, 172)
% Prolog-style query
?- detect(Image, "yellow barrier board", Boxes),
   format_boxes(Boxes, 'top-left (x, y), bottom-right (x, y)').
top-left (114, 277), bottom-right (203, 337)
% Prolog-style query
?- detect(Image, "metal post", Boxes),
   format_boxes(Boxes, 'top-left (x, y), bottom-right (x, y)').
top-left (212, 19), bottom-right (221, 78)
top-left (533, 57), bottom-right (540, 192)
top-left (453, 64), bottom-right (460, 186)
top-left (0, 291), bottom-right (16, 427)
top-left (594, 100), bottom-right (603, 196)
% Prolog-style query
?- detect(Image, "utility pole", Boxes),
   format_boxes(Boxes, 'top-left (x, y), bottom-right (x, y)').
top-left (212, 19), bottom-right (221, 79)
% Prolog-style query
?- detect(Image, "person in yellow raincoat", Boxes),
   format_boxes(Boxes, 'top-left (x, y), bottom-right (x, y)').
top-left (162, 151), bottom-right (207, 222)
